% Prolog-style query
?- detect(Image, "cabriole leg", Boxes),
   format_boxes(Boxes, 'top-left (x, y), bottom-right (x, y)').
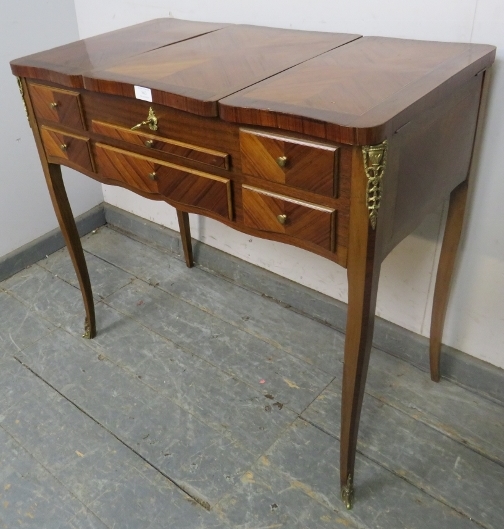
top-left (20, 76), bottom-right (95, 339)
top-left (340, 246), bottom-right (381, 509)
top-left (176, 210), bottom-right (194, 268)
top-left (46, 163), bottom-right (96, 339)
top-left (429, 180), bottom-right (468, 382)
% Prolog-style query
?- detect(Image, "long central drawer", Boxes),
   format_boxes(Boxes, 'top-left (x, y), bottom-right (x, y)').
top-left (94, 143), bottom-right (232, 220)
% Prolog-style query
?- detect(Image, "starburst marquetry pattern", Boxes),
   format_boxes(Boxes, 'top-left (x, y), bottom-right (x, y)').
top-left (94, 143), bottom-right (232, 220)
top-left (29, 84), bottom-right (84, 130)
top-left (82, 25), bottom-right (359, 116)
top-left (40, 127), bottom-right (94, 173)
top-left (242, 185), bottom-right (335, 251)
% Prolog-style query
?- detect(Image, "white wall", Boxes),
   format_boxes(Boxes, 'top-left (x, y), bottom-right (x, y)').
top-left (0, 0), bottom-right (103, 259)
top-left (73, 0), bottom-right (504, 370)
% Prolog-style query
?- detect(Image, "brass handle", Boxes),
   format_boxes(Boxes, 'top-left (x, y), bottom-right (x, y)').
top-left (60, 143), bottom-right (67, 152)
top-left (131, 107), bottom-right (158, 131)
top-left (276, 156), bottom-right (287, 168)
top-left (144, 140), bottom-right (154, 148)
top-left (148, 172), bottom-right (157, 181)
top-left (50, 102), bottom-right (59, 109)
top-left (277, 214), bottom-right (287, 225)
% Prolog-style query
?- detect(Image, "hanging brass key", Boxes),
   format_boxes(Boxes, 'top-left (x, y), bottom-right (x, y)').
top-left (131, 107), bottom-right (158, 131)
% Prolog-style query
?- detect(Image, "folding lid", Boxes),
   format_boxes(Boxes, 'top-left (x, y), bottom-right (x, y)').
top-left (81, 24), bottom-right (360, 116)
top-left (219, 37), bottom-right (496, 145)
top-left (10, 18), bottom-right (227, 88)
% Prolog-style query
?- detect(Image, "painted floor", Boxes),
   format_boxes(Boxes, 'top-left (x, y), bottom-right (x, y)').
top-left (0, 226), bottom-right (503, 529)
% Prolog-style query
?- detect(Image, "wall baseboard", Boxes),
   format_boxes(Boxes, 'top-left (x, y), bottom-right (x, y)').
top-left (4, 202), bottom-right (500, 405)
top-left (0, 204), bottom-right (106, 283)
top-left (104, 204), bottom-right (504, 407)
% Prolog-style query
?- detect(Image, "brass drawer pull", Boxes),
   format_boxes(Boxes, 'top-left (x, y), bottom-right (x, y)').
top-left (144, 139), bottom-right (154, 148)
top-left (131, 107), bottom-right (158, 131)
top-left (49, 102), bottom-right (59, 109)
top-left (60, 143), bottom-right (68, 151)
top-left (276, 156), bottom-right (287, 168)
top-left (148, 171), bottom-right (157, 181)
top-left (277, 214), bottom-right (287, 225)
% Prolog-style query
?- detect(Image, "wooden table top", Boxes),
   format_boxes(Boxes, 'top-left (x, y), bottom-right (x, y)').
top-left (11, 18), bottom-right (495, 145)
top-left (10, 19), bottom-right (229, 89)
top-left (220, 37), bottom-right (496, 144)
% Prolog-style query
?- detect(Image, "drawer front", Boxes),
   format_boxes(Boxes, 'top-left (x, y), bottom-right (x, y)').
top-left (242, 185), bottom-right (335, 251)
top-left (92, 121), bottom-right (230, 169)
top-left (95, 144), bottom-right (232, 219)
top-left (40, 127), bottom-right (94, 173)
top-left (29, 83), bottom-right (85, 130)
top-left (240, 130), bottom-right (338, 197)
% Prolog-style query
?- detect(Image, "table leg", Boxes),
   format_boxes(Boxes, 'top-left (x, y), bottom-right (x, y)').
top-left (340, 234), bottom-right (381, 509)
top-left (45, 164), bottom-right (96, 338)
top-left (20, 78), bottom-right (95, 339)
top-left (176, 210), bottom-right (194, 268)
top-left (339, 144), bottom-right (385, 509)
top-left (429, 180), bottom-right (468, 382)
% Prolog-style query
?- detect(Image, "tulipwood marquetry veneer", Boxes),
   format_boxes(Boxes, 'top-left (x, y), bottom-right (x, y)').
top-left (10, 19), bottom-right (495, 510)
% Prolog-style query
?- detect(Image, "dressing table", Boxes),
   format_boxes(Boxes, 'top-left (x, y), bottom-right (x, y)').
top-left (11, 19), bottom-right (495, 508)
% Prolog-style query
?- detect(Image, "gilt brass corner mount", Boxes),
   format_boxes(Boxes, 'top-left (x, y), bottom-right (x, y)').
top-left (16, 77), bottom-right (29, 122)
top-left (362, 140), bottom-right (388, 230)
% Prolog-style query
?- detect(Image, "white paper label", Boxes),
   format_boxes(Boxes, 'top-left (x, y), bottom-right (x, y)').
top-left (134, 85), bottom-right (152, 102)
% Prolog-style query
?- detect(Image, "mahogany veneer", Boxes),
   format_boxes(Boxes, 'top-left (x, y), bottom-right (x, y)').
top-left (10, 18), bottom-right (495, 510)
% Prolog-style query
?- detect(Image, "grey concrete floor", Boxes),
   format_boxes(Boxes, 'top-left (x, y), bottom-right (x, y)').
top-left (0, 225), bottom-right (503, 529)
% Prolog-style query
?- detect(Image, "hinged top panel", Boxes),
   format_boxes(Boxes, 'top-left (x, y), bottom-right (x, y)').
top-left (10, 18), bottom-right (227, 88)
top-left (219, 37), bottom-right (496, 145)
top-left (80, 24), bottom-right (360, 117)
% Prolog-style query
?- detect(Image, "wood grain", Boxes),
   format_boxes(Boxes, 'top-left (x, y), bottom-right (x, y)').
top-left (242, 185), bottom-right (335, 251)
top-left (240, 129), bottom-right (337, 196)
top-left (430, 181), bottom-right (468, 382)
top-left (11, 19), bottom-right (227, 88)
top-left (176, 210), bottom-right (194, 268)
top-left (339, 147), bottom-right (383, 504)
top-left (20, 77), bottom-right (96, 338)
top-left (385, 73), bottom-right (483, 254)
top-left (83, 92), bottom-right (241, 170)
top-left (94, 143), bottom-right (159, 193)
top-left (92, 120), bottom-right (229, 169)
top-left (40, 127), bottom-right (95, 173)
top-left (11, 20), bottom-right (497, 510)
top-left (220, 37), bottom-right (496, 145)
top-left (94, 143), bottom-right (232, 220)
top-left (29, 83), bottom-right (84, 130)
top-left (82, 25), bottom-right (360, 116)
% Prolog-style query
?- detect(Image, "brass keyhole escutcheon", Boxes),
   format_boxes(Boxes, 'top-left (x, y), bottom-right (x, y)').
top-left (131, 107), bottom-right (158, 131)
top-left (50, 102), bottom-right (59, 109)
top-left (148, 172), bottom-right (157, 181)
top-left (277, 214), bottom-right (287, 225)
top-left (60, 143), bottom-right (68, 152)
top-left (276, 156), bottom-right (287, 168)
top-left (144, 140), bottom-right (154, 148)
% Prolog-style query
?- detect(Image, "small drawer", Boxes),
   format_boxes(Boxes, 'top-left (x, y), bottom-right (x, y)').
top-left (240, 129), bottom-right (338, 197)
top-left (29, 83), bottom-right (85, 130)
top-left (94, 144), bottom-right (232, 220)
top-left (242, 185), bottom-right (335, 251)
top-left (92, 121), bottom-right (230, 170)
top-left (40, 127), bottom-right (94, 173)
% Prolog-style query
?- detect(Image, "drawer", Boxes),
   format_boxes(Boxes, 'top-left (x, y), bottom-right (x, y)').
top-left (240, 129), bottom-right (338, 197)
top-left (92, 121), bottom-right (230, 169)
top-left (94, 144), bottom-right (232, 220)
top-left (29, 83), bottom-right (85, 130)
top-left (242, 185), bottom-right (335, 251)
top-left (40, 126), bottom-right (94, 173)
